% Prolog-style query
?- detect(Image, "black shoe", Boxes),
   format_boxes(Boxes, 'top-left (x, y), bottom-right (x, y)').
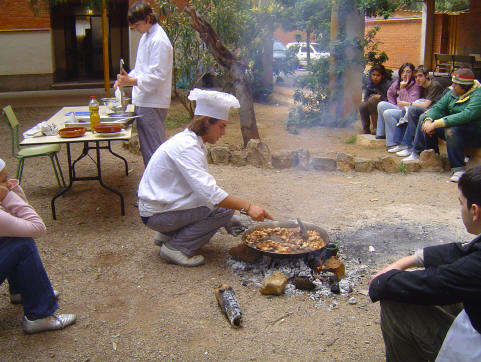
top-left (375, 135), bottom-right (386, 139)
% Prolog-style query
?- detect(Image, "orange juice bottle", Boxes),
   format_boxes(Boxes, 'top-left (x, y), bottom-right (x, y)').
top-left (89, 96), bottom-right (100, 131)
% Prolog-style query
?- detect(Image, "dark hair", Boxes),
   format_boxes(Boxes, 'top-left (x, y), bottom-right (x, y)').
top-left (128, 1), bottom-right (157, 25)
top-left (458, 166), bottom-right (481, 208)
top-left (414, 65), bottom-right (430, 78)
top-left (188, 116), bottom-right (219, 136)
top-left (369, 64), bottom-right (389, 80)
top-left (397, 62), bottom-right (415, 87)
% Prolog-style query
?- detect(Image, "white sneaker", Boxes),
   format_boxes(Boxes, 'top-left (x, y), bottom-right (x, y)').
top-left (159, 244), bottom-right (205, 267)
top-left (396, 148), bottom-right (412, 157)
top-left (154, 232), bottom-right (172, 246)
top-left (402, 153), bottom-right (419, 162)
top-left (449, 171), bottom-right (465, 183)
top-left (396, 117), bottom-right (408, 126)
top-left (388, 145), bottom-right (407, 153)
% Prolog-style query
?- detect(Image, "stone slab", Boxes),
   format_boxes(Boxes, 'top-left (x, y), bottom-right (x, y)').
top-left (356, 134), bottom-right (386, 149)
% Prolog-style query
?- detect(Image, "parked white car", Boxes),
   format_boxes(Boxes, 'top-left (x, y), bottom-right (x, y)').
top-left (286, 42), bottom-right (330, 66)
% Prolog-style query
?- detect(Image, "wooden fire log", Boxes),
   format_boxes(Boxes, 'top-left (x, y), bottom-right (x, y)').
top-left (215, 284), bottom-right (242, 328)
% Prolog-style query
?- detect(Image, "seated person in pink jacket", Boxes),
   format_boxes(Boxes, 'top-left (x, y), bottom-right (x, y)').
top-left (0, 158), bottom-right (76, 334)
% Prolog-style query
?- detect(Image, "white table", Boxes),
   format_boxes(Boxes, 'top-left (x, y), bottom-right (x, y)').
top-left (21, 106), bottom-right (133, 219)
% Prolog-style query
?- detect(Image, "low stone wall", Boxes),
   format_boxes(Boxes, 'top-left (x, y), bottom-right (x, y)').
top-left (123, 134), bottom-right (480, 173)
top-left (206, 138), bottom-right (450, 173)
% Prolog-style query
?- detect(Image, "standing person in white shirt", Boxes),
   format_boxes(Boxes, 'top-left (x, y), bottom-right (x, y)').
top-left (114, 1), bottom-right (173, 166)
top-left (138, 89), bottom-right (272, 267)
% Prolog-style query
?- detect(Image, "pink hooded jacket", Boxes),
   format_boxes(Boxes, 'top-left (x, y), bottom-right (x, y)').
top-left (0, 181), bottom-right (46, 238)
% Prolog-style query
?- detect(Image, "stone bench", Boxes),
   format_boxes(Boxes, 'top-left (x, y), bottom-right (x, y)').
top-left (356, 134), bottom-right (481, 169)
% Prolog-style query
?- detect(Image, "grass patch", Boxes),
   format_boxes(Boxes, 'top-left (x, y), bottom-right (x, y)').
top-left (399, 162), bottom-right (408, 174)
top-left (344, 135), bottom-right (357, 144)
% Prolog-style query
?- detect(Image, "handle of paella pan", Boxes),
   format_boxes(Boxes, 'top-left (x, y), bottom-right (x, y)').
top-left (296, 218), bottom-right (308, 241)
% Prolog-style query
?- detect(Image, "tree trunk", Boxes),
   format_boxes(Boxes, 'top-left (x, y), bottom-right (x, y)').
top-left (261, 31), bottom-right (274, 93)
top-left (327, 0), bottom-right (363, 124)
top-left (306, 30), bottom-right (311, 63)
top-left (184, 5), bottom-right (260, 146)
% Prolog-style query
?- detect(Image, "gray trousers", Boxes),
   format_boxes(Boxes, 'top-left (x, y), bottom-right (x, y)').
top-left (145, 207), bottom-right (235, 256)
top-left (135, 107), bottom-right (168, 166)
top-left (380, 299), bottom-right (462, 362)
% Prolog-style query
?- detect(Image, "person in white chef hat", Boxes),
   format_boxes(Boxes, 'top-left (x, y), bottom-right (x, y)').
top-left (137, 89), bottom-right (272, 267)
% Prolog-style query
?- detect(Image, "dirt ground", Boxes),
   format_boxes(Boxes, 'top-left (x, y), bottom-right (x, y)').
top-left (0, 83), bottom-right (470, 361)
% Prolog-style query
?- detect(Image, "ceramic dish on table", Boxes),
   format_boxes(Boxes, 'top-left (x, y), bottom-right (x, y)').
top-left (58, 127), bottom-right (86, 138)
top-left (93, 124), bottom-right (123, 133)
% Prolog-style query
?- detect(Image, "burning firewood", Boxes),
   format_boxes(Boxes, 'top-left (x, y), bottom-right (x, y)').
top-left (215, 284), bottom-right (242, 328)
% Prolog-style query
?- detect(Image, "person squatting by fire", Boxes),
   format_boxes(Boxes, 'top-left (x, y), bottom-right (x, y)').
top-left (137, 89), bottom-right (272, 267)
top-left (369, 165), bottom-right (481, 361)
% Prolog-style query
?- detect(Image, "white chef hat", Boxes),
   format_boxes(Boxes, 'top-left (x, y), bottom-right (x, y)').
top-left (0, 158), bottom-right (5, 172)
top-left (188, 88), bottom-right (240, 120)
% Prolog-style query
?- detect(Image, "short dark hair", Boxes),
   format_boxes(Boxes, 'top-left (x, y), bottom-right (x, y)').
top-left (128, 1), bottom-right (157, 25)
top-left (458, 166), bottom-right (481, 208)
top-left (369, 64), bottom-right (389, 80)
top-left (188, 116), bottom-right (219, 136)
top-left (414, 65), bottom-right (430, 78)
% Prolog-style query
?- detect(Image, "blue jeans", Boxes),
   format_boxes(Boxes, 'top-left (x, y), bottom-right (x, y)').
top-left (376, 101), bottom-right (401, 146)
top-left (400, 106), bottom-right (427, 148)
top-left (413, 114), bottom-right (481, 170)
top-left (144, 207), bottom-right (235, 256)
top-left (0, 237), bottom-right (58, 318)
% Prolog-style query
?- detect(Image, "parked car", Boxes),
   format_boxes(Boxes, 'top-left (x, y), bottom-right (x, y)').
top-left (286, 42), bottom-right (330, 66)
top-left (273, 40), bottom-right (287, 59)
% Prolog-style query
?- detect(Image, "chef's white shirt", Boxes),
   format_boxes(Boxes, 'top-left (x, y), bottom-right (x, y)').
top-left (138, 129), bottom-right (228, 217)
top-left (129, 23), bottom-right (172, 109)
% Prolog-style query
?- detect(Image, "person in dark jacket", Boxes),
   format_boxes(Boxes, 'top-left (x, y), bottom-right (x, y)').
top-left (359, 64), bottom-right (392, 134)
top-left (369, 165), bottom-right (481, 361)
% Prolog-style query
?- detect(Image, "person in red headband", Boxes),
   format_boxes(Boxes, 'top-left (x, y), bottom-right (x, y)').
top-left (402, 67), bottom-right (481, 182)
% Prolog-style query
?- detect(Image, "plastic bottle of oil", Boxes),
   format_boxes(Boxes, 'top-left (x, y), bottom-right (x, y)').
top-left (89, 96), bottom-right (100, 132)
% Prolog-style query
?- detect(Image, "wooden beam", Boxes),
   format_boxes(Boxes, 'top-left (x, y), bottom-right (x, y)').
top-left (420, 0), bottom-right (435, 69)
top-left (101, 0), bottom-right (110, 96)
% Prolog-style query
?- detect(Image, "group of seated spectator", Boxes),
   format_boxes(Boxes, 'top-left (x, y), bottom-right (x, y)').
top-left (359, 64), bottom-right (481, 182)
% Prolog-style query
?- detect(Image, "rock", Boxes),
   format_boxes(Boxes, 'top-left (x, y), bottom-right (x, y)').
top-left (376, 154), bottom-right (400, 173)
top-left (271, 151), bottom-right (298, 169)
top-left (319, 256), bottom-right (346, 280)
top-left (246, 139), bottom-right (271, 168)
top-left (122, 134), bottom-right (141, 155)
top-left (230, 150), bottom-right (248, 167)
top-left (328, 275), bottom-right (340, 294)
top-left (336, 152), bottom-right (354, 171)
top-left (206, 148), bottom-right (213, 164)
top-left (210, 146), bottom-right (230, 165)
top-left (293, 276), bottom-right (315, 290)
top-left (353, 157), bottom-right (375, 172)
top-left (419, 149), bottom-right (443, 171)
top-left (295, 149), bottom-right (310, 170)
top-left (229, 243), bottom-right (261, 263)
top-left (260, 270), bottom-right (288, 295)
top-left (356, 134), bottom-right (385, 149)
top-left (310, 157), bottom-right (337, 171)
top-left (348, 297), bottom-right (357, 305)
top-left (402, 159), bottom-right (421, 172)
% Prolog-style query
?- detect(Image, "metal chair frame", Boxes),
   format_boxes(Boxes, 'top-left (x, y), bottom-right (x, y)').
top-left (2, 105), bottom-right (66, 188)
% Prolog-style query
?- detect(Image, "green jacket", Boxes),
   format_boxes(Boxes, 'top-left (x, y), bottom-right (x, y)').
top-left (426, 80), bottom-right (481, 128)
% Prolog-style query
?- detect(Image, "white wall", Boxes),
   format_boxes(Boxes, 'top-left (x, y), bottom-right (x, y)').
top-left (0, 30), bottom-right (53, 75)
top-left (128, 28), bottom-right (141, 69)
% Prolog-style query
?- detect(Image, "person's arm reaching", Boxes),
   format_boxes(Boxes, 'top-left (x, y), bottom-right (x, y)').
top-left (218, 195), bottom-right (272, 222)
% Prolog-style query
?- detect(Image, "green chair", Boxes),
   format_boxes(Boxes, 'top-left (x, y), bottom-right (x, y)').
top-left (2, 105), bottom-right (66, 188)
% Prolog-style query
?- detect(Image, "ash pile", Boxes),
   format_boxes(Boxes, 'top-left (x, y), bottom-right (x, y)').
top-left (226, 243), bottom-right (369, 309)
